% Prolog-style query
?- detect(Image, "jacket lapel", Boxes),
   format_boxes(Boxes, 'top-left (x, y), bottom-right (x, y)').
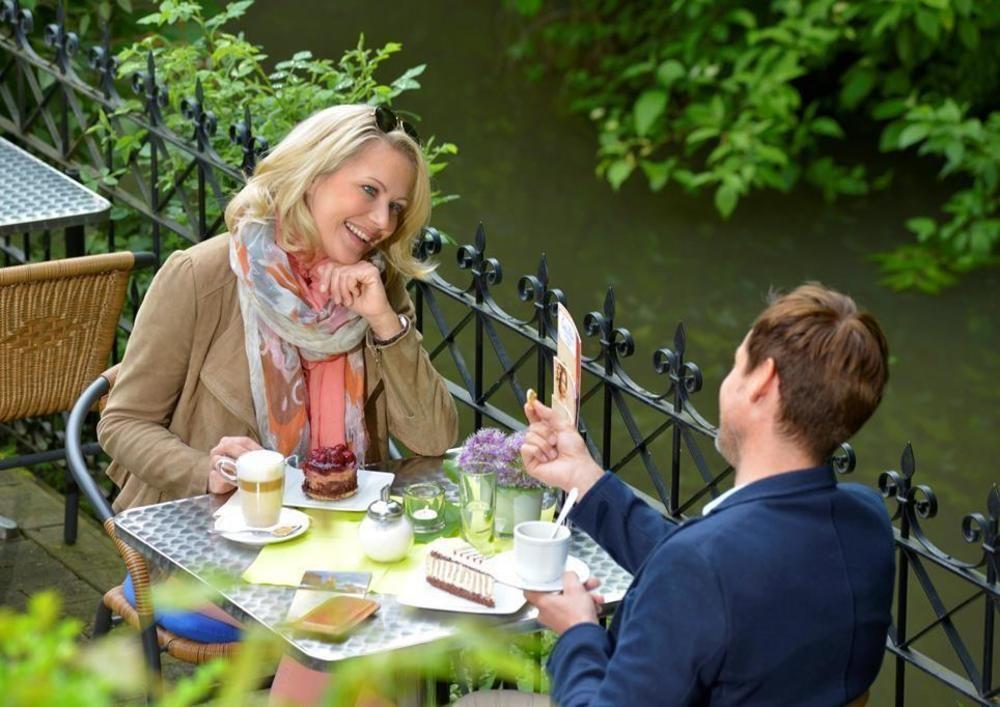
top-left (198, 315), bottom-right (258, 433)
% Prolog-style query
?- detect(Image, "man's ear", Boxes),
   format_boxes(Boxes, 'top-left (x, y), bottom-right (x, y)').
top-left (748, 357), bottom-right (778, 403)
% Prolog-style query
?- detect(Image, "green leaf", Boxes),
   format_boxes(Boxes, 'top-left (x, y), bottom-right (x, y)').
top-left (633, 90), bottom-right (667, 137)
top-left (715, 183), bottom-right (739, 218)
top-left (957, 20), bottom-right (979, 49)
top-left (755, 143), bottom-right (788, 166)
top-left (914, 10), bottom-right (940, 42)
top-left (686, 126), bottom-right (719, 146)
top-left (906, 217), bottom-right (937, 241)
top-left (655, 60), bottom-right (685, 87)
top-left (392, 64), bottom-right (426, 92)
top-left (640, 159), bottom-right (674, 191)
top-left (898, 124), bottom-right (930, 149)
top-left (943, 142), bottom-right (965, 173)
top-left (811, 117), bottom-right (844, 139)
top-left (606, 159), bottom-right (635, 190)
top-left (725, 8), bottom-right (756, 29)
top-left (840, 68), bottom-right (875, 109)
top-left (872, 99), bottom-right (907, 121)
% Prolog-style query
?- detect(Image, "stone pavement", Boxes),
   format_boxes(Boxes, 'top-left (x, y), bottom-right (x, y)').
top-left (0, 467), bottom-right (199, 685)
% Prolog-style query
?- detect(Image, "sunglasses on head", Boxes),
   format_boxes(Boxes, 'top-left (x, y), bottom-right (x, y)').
top-left (374, 105), bottom-right (421, 144)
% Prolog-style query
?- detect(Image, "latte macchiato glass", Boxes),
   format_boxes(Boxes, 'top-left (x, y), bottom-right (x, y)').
top-left (218, 449), bottom-right (286, 527)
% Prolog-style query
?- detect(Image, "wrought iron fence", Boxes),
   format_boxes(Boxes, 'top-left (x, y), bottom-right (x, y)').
top-left (0, 4), bottom-right (996, 704)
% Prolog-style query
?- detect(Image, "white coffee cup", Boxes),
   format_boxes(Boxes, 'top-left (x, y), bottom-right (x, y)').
top-left (514, 520), bottom-right (571, 584)
top-left (218, 449), bottom-right (286, 528)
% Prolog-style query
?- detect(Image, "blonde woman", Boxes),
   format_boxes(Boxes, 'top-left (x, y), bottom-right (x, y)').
top-left (97, 105), bottom-right (459, 680)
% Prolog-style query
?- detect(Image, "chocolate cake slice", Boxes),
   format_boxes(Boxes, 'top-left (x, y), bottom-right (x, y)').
top-left (425, 539), bottom-right (495, 608)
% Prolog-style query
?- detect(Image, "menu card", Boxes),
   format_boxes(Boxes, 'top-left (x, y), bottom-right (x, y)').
top-left (552, 302), bottom-right (582, 427)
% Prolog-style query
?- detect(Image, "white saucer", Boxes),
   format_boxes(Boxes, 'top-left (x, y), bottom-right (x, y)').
top-left (397, 571), bottom-right (527, 615)
top-left (283, 466), bottom-right (395, 512)
top-left (218, 507), bottom-right (310, 546)
top-left (487, 551), bottom-right (590, 592)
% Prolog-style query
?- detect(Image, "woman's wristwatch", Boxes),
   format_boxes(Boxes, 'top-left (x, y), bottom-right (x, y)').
top-left (371, 314), bottom-right (410, 347)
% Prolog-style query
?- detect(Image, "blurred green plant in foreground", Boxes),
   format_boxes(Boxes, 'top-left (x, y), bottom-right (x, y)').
top-left (506, 0), bottom-right (1000, 293)
top-left (0, 584), bottom-right (552, 706)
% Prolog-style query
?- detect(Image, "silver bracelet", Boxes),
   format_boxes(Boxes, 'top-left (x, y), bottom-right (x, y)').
top-left (371, 314), bottom-right (410, 347)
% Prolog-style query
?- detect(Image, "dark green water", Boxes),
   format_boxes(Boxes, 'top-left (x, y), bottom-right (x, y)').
top-left (239, 3), bottom-right (998, 703)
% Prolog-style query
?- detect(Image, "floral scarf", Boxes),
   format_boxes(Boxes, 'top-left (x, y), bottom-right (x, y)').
top-left (229, 219), bottom-right (370, 462)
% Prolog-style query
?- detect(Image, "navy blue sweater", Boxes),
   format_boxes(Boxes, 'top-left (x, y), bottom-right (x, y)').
top-left (547, 466), bottom-right (894, 706)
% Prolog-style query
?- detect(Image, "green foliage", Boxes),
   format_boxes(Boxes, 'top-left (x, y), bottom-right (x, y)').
top-left (0, 588), bottom-right (551, 706)
top-left (84, 0), bottom-right (458, 256)
top-left (0, 592), bottom-right (145, 706)
top-left (506, 0), bottom-right (1000, 291)
top-left (17, 0), bottom-right (138, 45)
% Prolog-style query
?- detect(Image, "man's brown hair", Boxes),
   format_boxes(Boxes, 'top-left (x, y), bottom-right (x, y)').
top-left (745, 283), bottom-right (889, 462)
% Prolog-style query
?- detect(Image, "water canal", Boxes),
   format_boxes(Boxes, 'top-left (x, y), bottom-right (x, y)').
top-left (238, 3), bottom-right (998, 702)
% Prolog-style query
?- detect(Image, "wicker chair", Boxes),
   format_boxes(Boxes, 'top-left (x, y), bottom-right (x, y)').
top-left (65, 366), bottom-right (239, 682)
top-left (0, 251), bottom-right (154, 544)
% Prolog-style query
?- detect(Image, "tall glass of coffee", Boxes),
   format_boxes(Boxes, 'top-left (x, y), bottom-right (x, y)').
top-left (218, 449), bottom-right (286, 527)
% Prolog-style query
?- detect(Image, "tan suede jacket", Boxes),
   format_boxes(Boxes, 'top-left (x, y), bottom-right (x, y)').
top-left (98, 234), bottom-right (458, 512)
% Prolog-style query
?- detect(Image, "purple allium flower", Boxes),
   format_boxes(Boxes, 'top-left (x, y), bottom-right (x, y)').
top-left (458, 428), bottom-right (514, 475)
top-left (459, 428), bottom-right (544, 490)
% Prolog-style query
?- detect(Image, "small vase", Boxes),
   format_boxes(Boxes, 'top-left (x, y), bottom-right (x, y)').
top-left (495, 485), bottom-right (545, 537)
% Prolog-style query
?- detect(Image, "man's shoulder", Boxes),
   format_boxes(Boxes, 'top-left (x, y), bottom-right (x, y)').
top-left (836, 481), bottom-right (889, 514)
top-left (655, 480), bottom-right (889, 557)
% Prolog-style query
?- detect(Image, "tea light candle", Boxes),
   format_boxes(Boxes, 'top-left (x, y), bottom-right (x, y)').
top-left (404, 482), bottom-right (446, 534)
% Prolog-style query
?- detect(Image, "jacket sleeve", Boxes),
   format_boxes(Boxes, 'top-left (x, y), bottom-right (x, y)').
top-left (570, 472), bottom-right (679, 573)
top-left (366, 276), bottom-right (458, 456)
top-left (97, 250), bottom-right (211, 500)
top-left (547, 536), bottom-right (727, 707)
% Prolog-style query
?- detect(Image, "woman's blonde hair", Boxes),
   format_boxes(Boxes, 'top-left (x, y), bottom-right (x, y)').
top-left (224, 104), bottom-right (434, 283)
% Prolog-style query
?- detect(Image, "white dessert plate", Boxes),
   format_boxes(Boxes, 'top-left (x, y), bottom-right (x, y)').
top-left (217, 507), bottom-right (310, 547)
top-left (487, 551), bottom-right (590, 593)
top-left (397, 570), bottom-right (527, 615)
top-left (283, 466), bottom-right (395, 512)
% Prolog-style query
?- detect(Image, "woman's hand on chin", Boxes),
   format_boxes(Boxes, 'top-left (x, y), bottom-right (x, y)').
top-left (315, 261), bottom-right (399, 334)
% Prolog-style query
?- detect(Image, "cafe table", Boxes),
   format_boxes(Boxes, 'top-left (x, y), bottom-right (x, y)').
top-left (0, 135), bottom-right (111, 258)
top-left (113, 456), bottom-right (635, 672)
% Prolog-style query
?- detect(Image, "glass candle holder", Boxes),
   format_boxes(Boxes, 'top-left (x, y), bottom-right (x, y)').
top-left (403, 481), bottom-right (446, 534)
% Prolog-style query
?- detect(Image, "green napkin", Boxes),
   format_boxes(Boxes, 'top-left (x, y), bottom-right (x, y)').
top-left (241, 509), bottom-right (429, 595)
top-left (242, 497), bottom-right (557, 592)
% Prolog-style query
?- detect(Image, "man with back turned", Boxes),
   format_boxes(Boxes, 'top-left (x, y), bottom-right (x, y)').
top-left (519, 283), bottom-right (895, 706)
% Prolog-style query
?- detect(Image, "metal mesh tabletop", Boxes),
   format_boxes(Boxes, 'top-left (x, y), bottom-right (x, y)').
top-left (114, 457), bottom-right (634, 669)
top-left (0, 137), bottom-right (110, 236)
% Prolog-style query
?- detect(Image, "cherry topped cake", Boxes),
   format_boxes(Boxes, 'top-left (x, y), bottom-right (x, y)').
top-left (301, 444), bottom-right (358, 500)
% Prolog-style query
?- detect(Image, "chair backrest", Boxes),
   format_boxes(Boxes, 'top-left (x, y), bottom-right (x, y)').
top-left (65, 365), bottom-right (119, 524)
top-left (0, 252), bottom-right (136, 421)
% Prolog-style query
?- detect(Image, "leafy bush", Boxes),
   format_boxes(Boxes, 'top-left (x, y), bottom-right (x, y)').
top-left (0, 589), bottom-right (550, 706)
top-left (506, 0), bottom-right (1000, 292)
top-left (86, 0), bottom-right (458, 257)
